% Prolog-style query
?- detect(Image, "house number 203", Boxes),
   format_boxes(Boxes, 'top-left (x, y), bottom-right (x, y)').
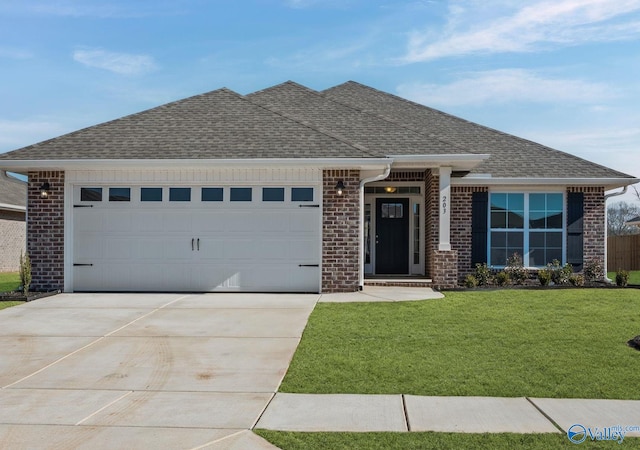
top-left (442, 195), bottom-right (447, 214)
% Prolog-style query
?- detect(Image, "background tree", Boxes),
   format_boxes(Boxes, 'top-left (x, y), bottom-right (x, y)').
top-left (608, 201), bottom-right (640, 236)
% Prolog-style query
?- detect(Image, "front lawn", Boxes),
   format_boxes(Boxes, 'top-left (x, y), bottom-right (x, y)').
top-left (255, 431), bottom-right (640, 450)
top-left (0, 271), bottom-right (20, 293)
top-left (281, 289), bottom-right (640, 399)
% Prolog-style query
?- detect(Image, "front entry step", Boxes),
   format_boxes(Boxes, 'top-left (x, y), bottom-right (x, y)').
top-left (364, 278), bottom-right (433, 288)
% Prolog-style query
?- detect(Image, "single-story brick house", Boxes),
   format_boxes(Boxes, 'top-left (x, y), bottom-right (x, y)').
top-left (0, 81), bottom-right (637, 292)
top-left (0, 171), bottom-right (26, 272)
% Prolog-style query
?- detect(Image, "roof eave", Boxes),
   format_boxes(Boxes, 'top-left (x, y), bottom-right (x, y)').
top-left (388, 154), bottom-right (490, 171)
top-left (0, 157), bottom-right (394, 174)
top-left (452, 176), bottom-right (640, 190)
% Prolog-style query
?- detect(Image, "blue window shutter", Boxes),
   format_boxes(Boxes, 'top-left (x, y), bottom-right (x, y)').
top-left (472, 192), bottom-right (488, 265)
top-left (566, 192), bottom-right (584, 271)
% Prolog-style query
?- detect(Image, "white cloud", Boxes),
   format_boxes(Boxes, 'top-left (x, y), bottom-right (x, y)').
top-left (405, 0), bottom-right (640, 61)
top-left (397, 69), bottom-right (616, 106)
top-left (73, 48), bottom-right (158, 76)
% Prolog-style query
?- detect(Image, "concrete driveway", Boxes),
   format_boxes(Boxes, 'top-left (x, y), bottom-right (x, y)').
top-left (0, 293), bottom-right (319, 449)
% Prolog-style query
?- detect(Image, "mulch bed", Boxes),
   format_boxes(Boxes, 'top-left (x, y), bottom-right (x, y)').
top-left (0, 291), bottom-right (60, 302)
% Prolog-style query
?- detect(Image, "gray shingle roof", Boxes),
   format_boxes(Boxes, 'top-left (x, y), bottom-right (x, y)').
top-left (0, 80), bottom-right (635, 181)
top-left (247, 81), bottom-right (467, 157)
top-left (0, 171), bottom-right (26, 208)
top-left (323, 81), bottom-right (634, 179)
top-left (0, 88), bottom-right (374, 161)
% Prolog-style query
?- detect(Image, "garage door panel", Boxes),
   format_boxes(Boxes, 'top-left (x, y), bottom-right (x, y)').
top-left (104, 239), bottom-right (133, 260)
top-left (290, 210), bottom-right (318, 232)
top-left (73, 184), bottom-right (321, 292)
top-left (104, 211), bottom-right (133, 232)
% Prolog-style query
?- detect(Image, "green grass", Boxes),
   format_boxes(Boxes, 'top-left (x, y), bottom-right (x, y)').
top-left (255, 431), bottom-right (640, 450)
top-left (0, 272), bottom-right (20, 293)
top-left (281, 289), bottom-right (640, 399)
top-left (608, 271), bottom-right (640, 285)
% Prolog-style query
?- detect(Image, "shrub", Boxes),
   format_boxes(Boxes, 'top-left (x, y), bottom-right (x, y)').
top-left (583, 258), bottom-right (604, 282)
top-left (548, 260), bottom-right (573, 285)
top-left (616, 269), bottom-right (629, 287)
top-left (505, 252), bottom-right (528, 285)
top-left (19, 251), bottom-right (32, 296)
top-left (494, 271), bottom-right (510, 286)
top-left (569, 274), bottom-right (585, 287)
top-left (538, 268), bottom-right (552, 286)
top-left (474, 263), bottom-right (493, 286)
top-left (463, 274), bottom-right (479, 288)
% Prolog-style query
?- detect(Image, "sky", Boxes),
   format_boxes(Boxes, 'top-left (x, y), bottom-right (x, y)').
top-left (1, 0), bottom-right (639, 203)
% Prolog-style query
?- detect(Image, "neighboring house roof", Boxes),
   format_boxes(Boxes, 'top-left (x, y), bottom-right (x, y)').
top-left (0, 80), bottom-right (636, 184)
top-left (628, 216), bottom-right (640, 226)
top-left (0, 171), bottom-right (26, 211)
top-left (323, 81), bottom-right (633, 179)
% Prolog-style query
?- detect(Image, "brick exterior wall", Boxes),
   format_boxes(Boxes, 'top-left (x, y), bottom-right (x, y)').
top-left (432, 250), bottom-right (459, 289)
top-left (322, 169), bottom-right (360, 293)
top-left (568, 186), bottom-right (606, 271)
top-left (0, 210), bottom-right (26, 272)
top-left (27, 171), bottom-right (65, 292)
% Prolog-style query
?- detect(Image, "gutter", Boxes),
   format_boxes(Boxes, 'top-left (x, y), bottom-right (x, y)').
top-left (603, 186), bottom-right (629, 282)
top-left (359, 164), bottom-right (392, 290)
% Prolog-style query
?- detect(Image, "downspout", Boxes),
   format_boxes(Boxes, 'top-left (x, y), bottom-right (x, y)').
top-left (359, 164), bottom-right (392, 290)
top-left (603, 186), bottom-right (628, 282)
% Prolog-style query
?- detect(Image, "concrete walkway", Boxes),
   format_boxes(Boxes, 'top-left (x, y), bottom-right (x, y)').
top-left (257, 393), bottom-right (640, 437)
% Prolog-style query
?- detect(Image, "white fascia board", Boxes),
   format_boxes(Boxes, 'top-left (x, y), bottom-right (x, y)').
top-left (452, 176), bottom-right (640, 190)
top-left (0, 157), bottom-right (394, 173)
top-left (0, 202), bottom-right (25, 212)
top-left (388, 154), bottom-right (490, 171)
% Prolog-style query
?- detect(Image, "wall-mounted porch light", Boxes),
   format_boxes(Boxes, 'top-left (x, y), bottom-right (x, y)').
top-left (384, 186), bottom-right (397, 193)
top-left (335, 180), bottom-right (345, 196)
top-left (39, 182), bottom-right (51, 199)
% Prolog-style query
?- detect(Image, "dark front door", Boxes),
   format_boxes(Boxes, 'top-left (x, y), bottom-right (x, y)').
top-left (375, 198), bottom-right (409, 274)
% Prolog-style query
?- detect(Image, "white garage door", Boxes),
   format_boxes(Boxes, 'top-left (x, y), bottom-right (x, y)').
top-left (72, 185), bottom-right (321, 292)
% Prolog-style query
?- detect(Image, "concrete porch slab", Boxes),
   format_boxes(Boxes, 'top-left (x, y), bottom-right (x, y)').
top-left (319, 286), bottom-right (443, 303)
top-left (0, 425), bottom-right (239, 450)
top-left (404, 396), bottom-right (560, 433)
top-left (530, 398), bottom-right (640, 437)
top-left (256, 393), bottom-right (407, 432)
top-left (13, 336), bottom-right (299, 392)
top-left (82, 391), bottom-right (273, 429)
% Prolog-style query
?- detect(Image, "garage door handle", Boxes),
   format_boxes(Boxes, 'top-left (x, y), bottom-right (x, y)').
top-left (192, 238), bottom-right (194, 251)
top-left (299, 264), bottom-right (319, 267)
top-left (197, 238), bottom-right (200, 251)
top-left (299, 204), bottom-right (320, 208)
top-left (74, 263), bottom-right (93, 267)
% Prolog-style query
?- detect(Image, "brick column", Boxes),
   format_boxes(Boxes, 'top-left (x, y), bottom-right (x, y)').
top-left (322, 169), bottom-right (360, 293)
top-left (27, 171), bottom-right (65, 292)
